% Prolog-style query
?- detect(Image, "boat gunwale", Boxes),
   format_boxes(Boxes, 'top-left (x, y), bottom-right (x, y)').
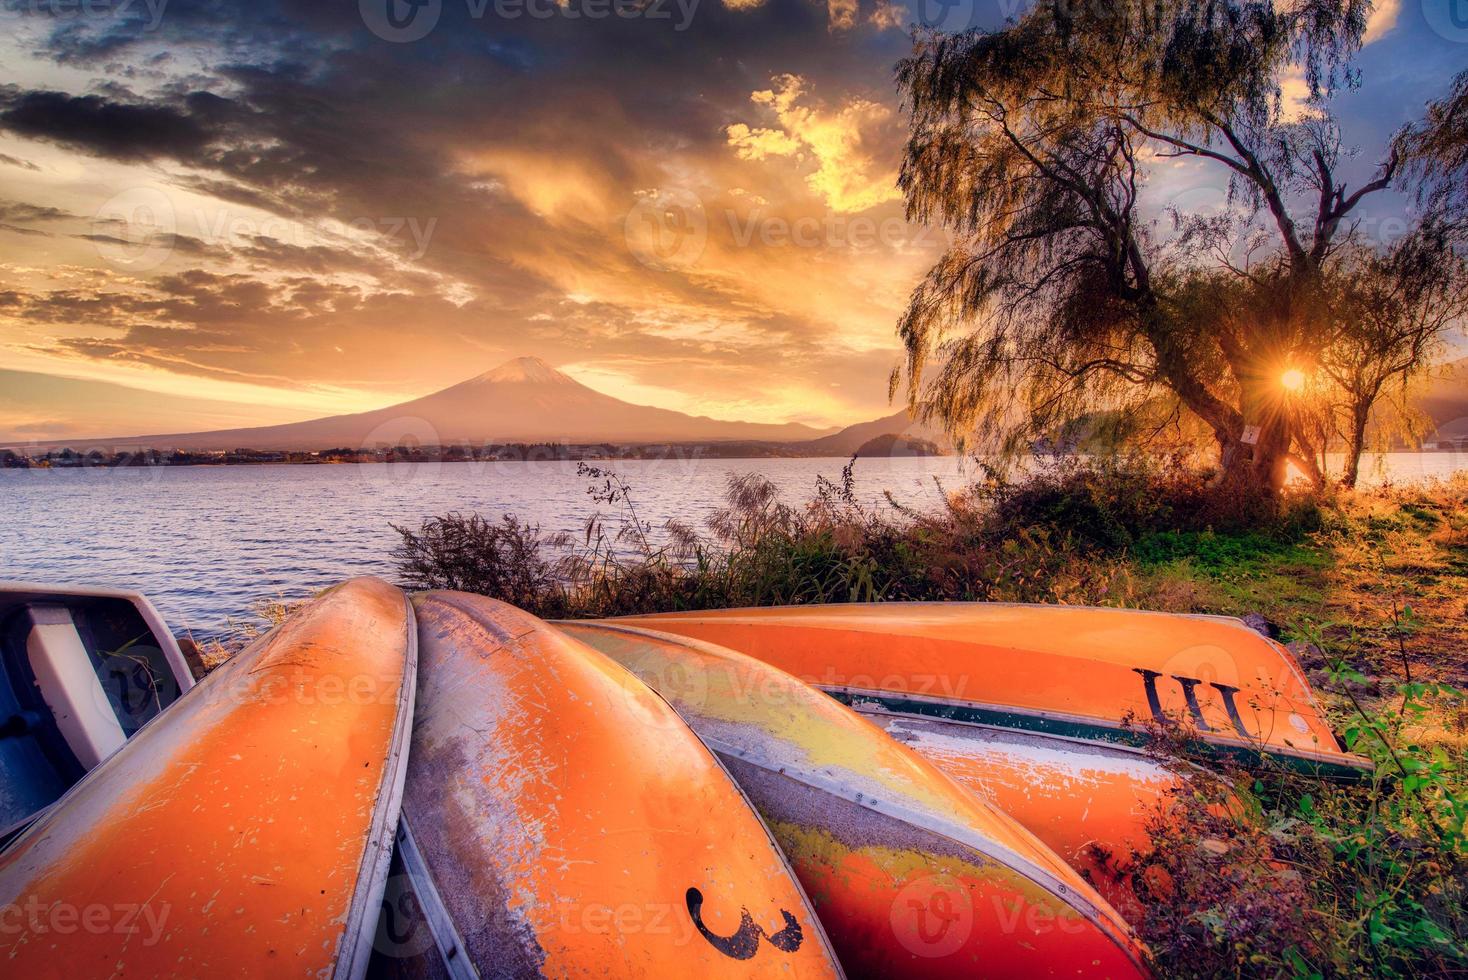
top-left (394, 813), bottom-right (481, 980)
top-left (829, 688), bottom-right (1373, 779)
top-left (331, 584), bottom-right (419, 980)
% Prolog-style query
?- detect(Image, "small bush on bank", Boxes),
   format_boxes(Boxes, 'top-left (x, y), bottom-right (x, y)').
top-left (392, 513), bottom-right (570, 615)
top-left (978, 454), bottom-right (1214, 551)
top-left (388, 455), bottom-right (1338, 619)
top-left (387, 459), bottom-right (1147, 616)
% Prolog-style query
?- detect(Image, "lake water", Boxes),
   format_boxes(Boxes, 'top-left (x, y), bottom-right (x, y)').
top-left (2, 452), bottom-right (1463, 636)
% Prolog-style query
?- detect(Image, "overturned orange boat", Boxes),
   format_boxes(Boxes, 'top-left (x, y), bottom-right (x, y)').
top-left (0, 577), bottom-right (416, 978)
top-left (388, 592), bottom-right (843, 978)
top-left (560, 619), bottom-right (1154, 979)
top-left (609, 603), bottom-right (1366, 777)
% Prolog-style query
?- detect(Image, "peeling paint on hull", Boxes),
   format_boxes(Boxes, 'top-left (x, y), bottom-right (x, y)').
top-left (607, 603), bottom-right (1368, 776)
top-left (558, 620), bottom-right (1153, 980)
top-left (870, 715), bottom-right (1182, 921)
top-left (403, 592), bottom-right (843, 979)
top-left (0, 577), bottom-right (417, 979)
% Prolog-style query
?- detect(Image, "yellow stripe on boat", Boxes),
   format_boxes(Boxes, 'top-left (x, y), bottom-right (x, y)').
top-left (609, 603), bottom-right (1367, 775)
top-left (0, 577), bottom-right (416, 979)
top-left (400, 592), bottom-right (844, 978)
top-left (558, 620), bottom-right (1154, 980)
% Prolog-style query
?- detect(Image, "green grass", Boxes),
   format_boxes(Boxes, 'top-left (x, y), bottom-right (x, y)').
top-left (1131, 529), bottom-right (1332, 629)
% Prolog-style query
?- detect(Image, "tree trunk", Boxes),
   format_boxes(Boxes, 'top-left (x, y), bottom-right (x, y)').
top-left (1255, 416), bottom-right (1295, 490)
top-left (1211, 428), bottom-right (1279, 519)
top-left (1341, 407), bottom-right (1369, 490)
top-left (1292, 433), bottom-right (1326, 489)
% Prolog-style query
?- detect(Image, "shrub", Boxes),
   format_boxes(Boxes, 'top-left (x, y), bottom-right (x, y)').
top-left (391, 513), bottom-right (571, 616)
top-left (978, 454), bottom-right (1212, 551)
top-left (388, 458), bottom-right (1148, 616)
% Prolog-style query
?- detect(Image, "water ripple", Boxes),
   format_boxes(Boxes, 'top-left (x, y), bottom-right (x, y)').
top-left (2, 454), bottom-right (1461, 635)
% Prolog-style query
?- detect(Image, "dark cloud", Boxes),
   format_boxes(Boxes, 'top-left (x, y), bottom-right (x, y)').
top-left (0, 200), bottom-right (78, 222)
top-left (75, 231), bottom-right (224, 257)
top-left (0, 202), bottom-right (72, 239)
top-left (0, 89), bottom-right (223, 162)
top-left (1, 0), bottom-right (1455, 432)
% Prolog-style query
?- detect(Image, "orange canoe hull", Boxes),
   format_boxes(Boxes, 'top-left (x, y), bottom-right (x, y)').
top-left (609, 604), bottom-right (1365, 776)
top-left (397, 592), bottom-right (843, 978)
top-left (0, 577), bottom-right (416, 979)
top-left (559, 620), bottom-right (1153, 980)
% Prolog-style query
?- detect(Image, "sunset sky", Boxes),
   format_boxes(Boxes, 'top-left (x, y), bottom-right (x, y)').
top-left (0, 0), bottom-right (1462, 442)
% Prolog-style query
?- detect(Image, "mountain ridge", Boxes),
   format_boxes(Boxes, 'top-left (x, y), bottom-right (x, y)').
top-left (795, 409), bottom-right (953, 456)
top-left (29, 357), bottom-right (840, 452)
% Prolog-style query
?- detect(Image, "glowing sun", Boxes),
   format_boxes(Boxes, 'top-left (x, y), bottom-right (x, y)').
top-left (1280, 368), bottom-right (1307, 393)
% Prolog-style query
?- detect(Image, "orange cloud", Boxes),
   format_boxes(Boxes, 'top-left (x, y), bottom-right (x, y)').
top-left (826, 0), bottom-right (858, 30)
top-left (726, 75), bottom-right (902, 214)
top-left (719, 0), bottom-right (864, 29)
top-left (1364, 0), bottom-right (1400, 44)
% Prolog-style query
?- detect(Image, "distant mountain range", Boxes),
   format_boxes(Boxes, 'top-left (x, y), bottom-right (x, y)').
top-left (1424, 357), bottom-right (1468, 445)
top-left (58, 358), bottom-right (849, 452)
top-left (13, 353), bottom-right (1462, 456)
top-left (795, 410), bottom-right (951, 456)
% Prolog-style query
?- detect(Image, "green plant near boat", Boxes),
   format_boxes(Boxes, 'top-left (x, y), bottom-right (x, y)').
top-left (1129, 611), bottom-right (1467, 978)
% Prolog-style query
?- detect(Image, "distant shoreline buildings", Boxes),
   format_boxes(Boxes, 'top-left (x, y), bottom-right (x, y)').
top-left (0, 435), bottom-right (946, 469)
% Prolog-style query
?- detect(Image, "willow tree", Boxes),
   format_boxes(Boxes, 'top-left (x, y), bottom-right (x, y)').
top-left (1318, 224), bottom-right (1467, 487)
top-left (893, 0), bottom-right (1408, 499)
top-left (1409, 68), bottom-right (1468, 230)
